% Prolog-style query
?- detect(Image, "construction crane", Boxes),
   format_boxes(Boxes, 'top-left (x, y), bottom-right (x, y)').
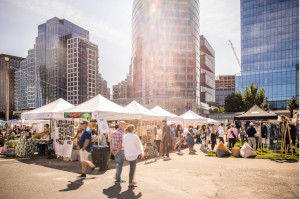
top-left (228, 40), bottom-right (241, 71)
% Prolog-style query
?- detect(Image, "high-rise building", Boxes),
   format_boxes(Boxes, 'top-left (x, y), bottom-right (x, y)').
top-left (131, 0), bottom-right (200, 115)
top-left (237, 0), bottom-right (299, 109)
top-left (113, 73), bottom-right (133, 100)
top-left (96, 73), bottom-right (110, 99)
top-left (200, 35), bottom-right (215, 104)
top-left (35, 17), bottom-right (89, 104)
top-left (215, 75), bottom-right (235, 107)
top-left (15, 48), bottom-right (42, 111)
top-left (0, 54), bottom-right (25, 119)
top-left (67, 37), bottom-right (98, 105)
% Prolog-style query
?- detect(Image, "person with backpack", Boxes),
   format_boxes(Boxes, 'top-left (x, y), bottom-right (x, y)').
top-left (227, 123), bottom-right (238, 149)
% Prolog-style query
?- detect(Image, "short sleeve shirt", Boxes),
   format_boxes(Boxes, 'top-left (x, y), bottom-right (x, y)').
top-left (79, 128), bottom-right (92, 152)
top-left (111, 129), bottom-right (124, 151)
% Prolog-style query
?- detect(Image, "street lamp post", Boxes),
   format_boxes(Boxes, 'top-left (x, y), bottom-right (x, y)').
top-left (4, 57), bottom-right (10, 121)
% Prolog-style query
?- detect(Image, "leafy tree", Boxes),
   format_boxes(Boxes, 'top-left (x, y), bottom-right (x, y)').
top-left (209, 107), bottom-right (225, 113)
top-left (219, 107), bottom-right (225, 113)
top-left (287, 95), bottom-right (299, 117)
top-left (242, 82), bottom-right (269, 111)
top-left (224, 92), bottom-right (244, 112)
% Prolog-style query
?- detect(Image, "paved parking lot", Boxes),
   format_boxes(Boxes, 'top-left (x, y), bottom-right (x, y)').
top-left (0, 147), bottom-right (298, 199)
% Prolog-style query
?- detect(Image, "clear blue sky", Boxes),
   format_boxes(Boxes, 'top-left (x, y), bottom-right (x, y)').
top-left (0, 0), bottom-right (241, 89)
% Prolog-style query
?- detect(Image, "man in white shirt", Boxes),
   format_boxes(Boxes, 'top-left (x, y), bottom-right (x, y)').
top-left (122, 125), bottom-right (144, 188)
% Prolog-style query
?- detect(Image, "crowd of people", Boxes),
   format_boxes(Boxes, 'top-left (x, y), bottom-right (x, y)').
top-left (2, 113), bottom-right (298, 188)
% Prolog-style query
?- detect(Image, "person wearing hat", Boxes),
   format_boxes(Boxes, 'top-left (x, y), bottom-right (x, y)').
top-left (78, 120), bottom-right (95, 178)
top-left (161, 120), bottom-right (171, 158)
top-left (246, 122), bottom-right (257, 150)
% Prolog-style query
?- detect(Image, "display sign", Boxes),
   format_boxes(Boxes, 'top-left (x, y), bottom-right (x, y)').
top-left (97, 117), bottom-right (109, 134)
top-left (54, 119), bottom-right (74, 158)
top-left (64, 112), bottom-right (92, 119)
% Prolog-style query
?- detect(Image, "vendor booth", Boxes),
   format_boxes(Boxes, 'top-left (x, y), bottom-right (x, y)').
top-left (7, 98), bottom-right (75, 158)
top-left (125, 101), bottom-right (165, 158)
top-left (234, 105), bottom-right (283, 156)
top-left (55, 94), bottom-right (140, 163)
top-left (151, 106), bottom-right (184, 123)
top-left (63, 94), bottom-right (140, 121)
top-left (21, 98), bottom-right (74, 120)
top-left (206, 118), bottom-right (220, 125)
top-left (180, 110), bottom-right (208, 129)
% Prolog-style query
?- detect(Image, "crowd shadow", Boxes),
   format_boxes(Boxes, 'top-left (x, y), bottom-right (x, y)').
top-left (144, 158), bottom-right (157, 165)
top-left (103, 184), bottom-right (142, 199)
top-left (269, 159), bottom-right (298, 164)
top-left (176, 152), bottom-right (184, 156)
top-left (163, 157), bottom-right (172, 161)
top-left (16, 157), bottom-right (113, 175)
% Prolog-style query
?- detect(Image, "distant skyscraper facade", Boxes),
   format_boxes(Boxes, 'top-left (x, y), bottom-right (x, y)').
top-left (15, 48), bottom-right (42, 111)
top-left (200, 35), bottom-right (215, 104)
top-left (67, 37), bottom-right (98, 105)
top-left (96, 73), bottom-right (111, 99)
top-left (131, 0), bottom-right (200, 114)
top-left (215, 75), bottom-right (235, 107)
top-left (237, 0), bottom-right (299, 109)
top-left (0, 54), bottom-right (25, 118)
top-left (113, 73), bottom-right (133, 100)
top-left (35, 17), bottom-right (89, 104)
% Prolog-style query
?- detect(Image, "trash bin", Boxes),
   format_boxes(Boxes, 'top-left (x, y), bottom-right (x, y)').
top-left (92, 146), bottom-right (109, 171)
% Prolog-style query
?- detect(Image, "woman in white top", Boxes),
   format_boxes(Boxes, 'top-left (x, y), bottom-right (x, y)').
top-left (122, 125), bottom-right (144, 188)
top-left (218, 123), bottom-right (225, 143)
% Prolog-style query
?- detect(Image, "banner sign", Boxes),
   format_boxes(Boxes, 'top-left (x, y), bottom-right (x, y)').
top-left (97, 117), bottom-right (109, 134)
top-left (64, 112), bottom-right (92, 119)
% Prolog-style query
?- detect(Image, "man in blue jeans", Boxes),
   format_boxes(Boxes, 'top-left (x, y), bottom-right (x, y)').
top-left (111, 121), bottom-right (126, 183)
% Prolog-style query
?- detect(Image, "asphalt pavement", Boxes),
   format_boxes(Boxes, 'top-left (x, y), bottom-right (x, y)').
top-left (0, 145), bottom-right (298, 199)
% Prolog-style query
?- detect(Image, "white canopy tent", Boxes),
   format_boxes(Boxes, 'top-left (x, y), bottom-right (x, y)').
top-left (21, 98), bottom-right (74, 120)
top-left (151, 106), bottom-right (184, 122)
top-left (180, 110), bottom-right (208, 122)
top-left (125, 101), bottom-right (165, 120)
top-left (206, 118), bottom-right (220, 125)
top-left (62, 94), bottom-right (140, 120)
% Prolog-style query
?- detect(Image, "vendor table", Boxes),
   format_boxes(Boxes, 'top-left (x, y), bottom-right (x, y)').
top-left (15, 139), bottom-right (51, 157)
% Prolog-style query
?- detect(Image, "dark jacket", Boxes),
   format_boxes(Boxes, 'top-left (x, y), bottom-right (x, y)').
top-left (246, 126), bottom-right (256, 138)
top-left (162, 124), bottom-right (171, 140)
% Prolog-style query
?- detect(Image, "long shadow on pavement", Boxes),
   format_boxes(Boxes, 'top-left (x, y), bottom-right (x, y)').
top-left (59, 178), bottom-right (85, 192)
top-left (59, 177), bottom-right (96, 192)
top-left (103, 184), bottom-right (142, 199)
top-left (269, 159), bottom-right (298, 164)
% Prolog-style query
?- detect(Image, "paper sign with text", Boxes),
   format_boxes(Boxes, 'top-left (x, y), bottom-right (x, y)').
top-left (97, 117), bottom-right (109, 134)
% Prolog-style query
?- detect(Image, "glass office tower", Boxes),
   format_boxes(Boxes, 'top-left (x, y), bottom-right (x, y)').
top-left (15, 48), bottom-right (42, 111)
top-left (35, 17), bottom-right (89, 105)
top-left (132, 0), bottom-right (200, 114)
top-left (237, 0), bottom-right (299, 109)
